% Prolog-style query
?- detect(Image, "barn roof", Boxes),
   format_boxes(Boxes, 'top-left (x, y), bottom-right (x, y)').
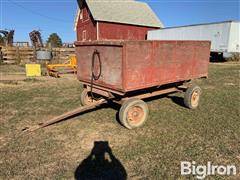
top-left (75, 0), bottom-right (164, 29)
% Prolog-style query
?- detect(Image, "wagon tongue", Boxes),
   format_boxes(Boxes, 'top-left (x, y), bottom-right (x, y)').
top-left (21, 99), bottom-right (106, 134)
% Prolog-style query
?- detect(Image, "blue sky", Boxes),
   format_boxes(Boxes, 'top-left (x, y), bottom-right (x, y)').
top-left (1, 0), bottom-right (239, 43)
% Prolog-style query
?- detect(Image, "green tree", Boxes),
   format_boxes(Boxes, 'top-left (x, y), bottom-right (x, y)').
top-left (0, 34), bottom-right (4, 45)
top-left (47, 33), bottom-right (62, 47)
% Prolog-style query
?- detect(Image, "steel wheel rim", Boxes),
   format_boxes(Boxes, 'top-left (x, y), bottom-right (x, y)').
top-left (191, 91), bottom-right (200, 107)
top-left (127, 106), bottom-right (144, 125)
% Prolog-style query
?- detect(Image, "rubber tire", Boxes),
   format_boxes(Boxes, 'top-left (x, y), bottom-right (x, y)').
top-left (184, 85), bottom-right (202, 109)
top-left (80, 89), bottom-right (93, 106)
top-left (119, 98), bottom-right (149, 129)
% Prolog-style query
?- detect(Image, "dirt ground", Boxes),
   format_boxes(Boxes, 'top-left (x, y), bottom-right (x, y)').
top-left (0, 63), bottom-right (239, 179)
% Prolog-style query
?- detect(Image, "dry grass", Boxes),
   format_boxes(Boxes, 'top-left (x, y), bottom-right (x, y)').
top-left (0, 63), bottom-right (239, 179)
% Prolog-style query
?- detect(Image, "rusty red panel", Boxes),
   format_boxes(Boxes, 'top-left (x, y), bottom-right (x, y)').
top-left (75, 40), bottom-right (210, 94)
top-left (75, 43), bottom-right (123, 91)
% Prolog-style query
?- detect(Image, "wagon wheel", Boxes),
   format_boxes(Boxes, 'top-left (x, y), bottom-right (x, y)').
top-left (80, 89), bottom-right (101, 106)
top-left (184, 85), bottom-right (202, 109)
top-left (119, 98), bottom-right (149, 129)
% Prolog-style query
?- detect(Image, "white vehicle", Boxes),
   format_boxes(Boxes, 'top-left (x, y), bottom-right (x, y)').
top-left (148, 21), bottom-right (240, 58)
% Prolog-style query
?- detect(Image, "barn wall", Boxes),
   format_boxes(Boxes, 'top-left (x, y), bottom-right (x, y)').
top-left (76, 3), bottom-right (97, 41)
top-left (98, 22), bottom-right (159, 40)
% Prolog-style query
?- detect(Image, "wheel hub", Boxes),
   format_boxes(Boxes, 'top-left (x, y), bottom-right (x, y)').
top-left (127, 106), bottom-right (144, 124)
top-left (191, 91), bottom-right (200, 107)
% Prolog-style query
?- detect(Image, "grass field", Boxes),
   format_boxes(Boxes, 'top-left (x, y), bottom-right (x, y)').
top-left (0, 63), bottom-right (239, 179)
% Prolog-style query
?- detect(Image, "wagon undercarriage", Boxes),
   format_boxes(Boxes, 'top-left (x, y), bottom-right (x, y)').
top-left (22, 80), bottom-right (202, 133)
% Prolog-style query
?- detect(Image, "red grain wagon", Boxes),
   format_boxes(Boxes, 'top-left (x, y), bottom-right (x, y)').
top-left (75, 40), bottom-right (210, 129)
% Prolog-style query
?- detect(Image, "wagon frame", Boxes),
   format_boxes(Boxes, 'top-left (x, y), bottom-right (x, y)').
top-left (80, 79), bottom-right (202, 129)
top-left (22, 40), bottom-right (210, 133)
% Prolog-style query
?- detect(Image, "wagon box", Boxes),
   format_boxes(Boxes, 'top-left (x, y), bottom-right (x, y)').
top-left (23, 40), bottom-right (211, 132)
top-left (75, 40), bottom-right (210, 94)
top-left (73, 40), bottom-right (211, 129)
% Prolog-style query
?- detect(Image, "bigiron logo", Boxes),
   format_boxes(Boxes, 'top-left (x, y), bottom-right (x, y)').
top-left (181, 161), bottom-right (238, 179)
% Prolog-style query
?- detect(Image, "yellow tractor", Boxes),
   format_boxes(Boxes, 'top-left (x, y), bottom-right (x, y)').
top-left (46, 55), bottom-right (77, 78)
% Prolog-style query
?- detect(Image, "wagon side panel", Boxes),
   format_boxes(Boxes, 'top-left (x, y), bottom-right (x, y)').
top-left (173, 41), bottom-right (209, 81)
top-left (191, 41), bottom-right (210, 78)
top-left (151, 41), bottom-right (178, 84)
top-left (152, 41), bottom-right (210, 85)
top-left (124, 41), bottom-right (210, 91)
top-left (123, 41), bottom-right (154, 90)
top-left (76, 45), bottom-right (124, 91)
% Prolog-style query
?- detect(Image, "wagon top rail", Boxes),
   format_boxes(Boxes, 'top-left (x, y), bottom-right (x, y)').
top-left (74, 40), bottom-right (211, 46)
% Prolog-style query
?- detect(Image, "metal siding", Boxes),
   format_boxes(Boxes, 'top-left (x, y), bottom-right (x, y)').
top-left (124, 41), bottom-right (210, 91)
top-left (76, 45), bottom-right (123, 91)
top-left (124, 41), bottom-right (153, 89)
top-left (148, 22), bottom-right (240, 53)
top-left (228, 22), bottom-right (240, 52)
top-left (75, 41), bottom-right (210, 94)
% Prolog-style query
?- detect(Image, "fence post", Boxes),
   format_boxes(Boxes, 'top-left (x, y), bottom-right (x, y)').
top-left (16, 46), bottom-right (21, 64)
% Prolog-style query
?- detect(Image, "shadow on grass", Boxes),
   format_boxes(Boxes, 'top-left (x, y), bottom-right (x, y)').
top-left (75, 141), bottom-right (127, 180)
top-left (143, 92), bottom-right (187, 109)
top-left (167, 95), bottom-right (186, 108)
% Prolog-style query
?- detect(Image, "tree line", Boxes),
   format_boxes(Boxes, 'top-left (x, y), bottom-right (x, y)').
top-left (0, 32), bottom-right (63, 47)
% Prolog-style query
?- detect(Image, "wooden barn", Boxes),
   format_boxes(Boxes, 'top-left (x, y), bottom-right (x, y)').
top-left (74, 0), bottom-right (164, 41)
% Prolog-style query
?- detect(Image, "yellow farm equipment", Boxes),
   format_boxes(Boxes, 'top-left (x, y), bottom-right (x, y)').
top-left (46, 55), bottom-right (77, 78)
